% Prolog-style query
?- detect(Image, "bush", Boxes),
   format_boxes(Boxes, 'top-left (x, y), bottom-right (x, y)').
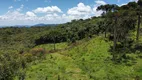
top-left (30, 48), bottom-right (46, 55)
top-left (30, 48), bottom-right (46, 59)
top-left (134, 43), bottom-right (142, 52)
top-left (24, 53), bottom-right (34, 63)
top-left (0, 53), bottom-right (22, 80)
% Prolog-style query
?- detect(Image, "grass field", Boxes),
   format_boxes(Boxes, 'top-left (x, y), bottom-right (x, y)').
top-left (23, 36), bottom-right (142, 80)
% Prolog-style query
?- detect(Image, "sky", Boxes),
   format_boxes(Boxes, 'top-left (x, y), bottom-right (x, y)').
top-left (0, 0), bottom-right (138, 26)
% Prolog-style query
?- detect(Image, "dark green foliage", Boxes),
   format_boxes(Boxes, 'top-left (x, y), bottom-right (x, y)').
top-left (96, 1), bottom-right (142, 62)
top-left (97, 4), bottom-right (119, 15)
top-left (0, 53), bottom-right (25, 80)
top-left (138, 0), bottom-right (142, 7)
top-left (134, 43), bottom-right (142, 52)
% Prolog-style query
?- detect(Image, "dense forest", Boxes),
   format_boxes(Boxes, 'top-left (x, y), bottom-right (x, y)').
top-left (0, 0), bottom-right (142, 80)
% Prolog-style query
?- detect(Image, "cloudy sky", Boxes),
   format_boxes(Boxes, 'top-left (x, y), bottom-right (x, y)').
top-left (0, 0), bottom-right (138, 26)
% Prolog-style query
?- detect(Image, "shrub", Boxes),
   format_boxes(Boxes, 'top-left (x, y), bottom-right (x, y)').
top-left (134, 43), bottom-right (142, 52)
top-left (0, 53), bottom-right (22, 80)
top-left (24, 53), bottom-right (34, 63)
top-left (30, 48), bottom-right (46, 55)
top-left (30, 48), bottom-right (46, 59)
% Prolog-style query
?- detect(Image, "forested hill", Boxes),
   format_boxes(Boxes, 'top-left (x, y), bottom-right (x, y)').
top-left (0, 0), bottom-right (142, 80)
top-left (0, 17), bottom-right (101, 54)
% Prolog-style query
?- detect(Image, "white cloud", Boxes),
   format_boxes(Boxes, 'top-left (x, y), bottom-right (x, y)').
top-left (67, 3), bottom-right (92, 16)
top-left (119, 0), bottom-right (138, 7)
top-left (0, 10), bottom-right (66, 25)
top-left (92, 0), bottom-right (107, 17)
top-left (67, 2), bottom-right (92, 20)
top-left (0, 11), bottom-right (25, 21)
top-left (33, 6), bottom-right (62, 13)
top-left (0, 5), bottom-right (64, 25)
top-left (119, 3), bottom-right (127, 6)
top-left (129, 0), bottom-right (138, 2)
top-left (93, 7), bottom-right (103, 17)
top-left (26, 11), bottom-right (36, 17)
top-left (0, 1), bottom-right (108, 26)
top-left (16, 4), bottom-right (24, 11)
top-left (8, 6), bottom-right (13, 9)
top-left (95, 0), bottom-right (106, 5)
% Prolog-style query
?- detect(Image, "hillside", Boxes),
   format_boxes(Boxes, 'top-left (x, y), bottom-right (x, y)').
top-left (20, 37), bottom-right (142, 80)
top-left (1, 1), bottom-right (142, 80)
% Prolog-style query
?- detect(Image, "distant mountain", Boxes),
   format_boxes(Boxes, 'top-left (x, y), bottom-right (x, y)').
top-left (33, 23), bottom-right (58, 27)
top-left (0, 25), bottom-right (30, 28)
top-left (0, 23), bottom-right (58, 28)
top-left (13, 25), bottom-right (31, 27)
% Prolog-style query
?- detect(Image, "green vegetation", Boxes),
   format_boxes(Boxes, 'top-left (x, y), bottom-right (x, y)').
top-left (0, 0), bottom-right (142, 80)
top-left (24, 37), bottom-right (142, 80)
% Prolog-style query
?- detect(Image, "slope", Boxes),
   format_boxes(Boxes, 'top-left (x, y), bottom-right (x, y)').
top-left (24, 36), bottom-right (141, 80)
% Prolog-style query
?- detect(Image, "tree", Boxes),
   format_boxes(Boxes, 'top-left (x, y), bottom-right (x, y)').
top-left (0, 53), bottom-right (23, 80)
top-left (120, 1), bottom-right (142, 41)
top-left (112, 12), bottom-right (119, 52)
top-left (104, 5), bottom-right (137, 52)
top-left (136, 0), bottom-right (142, 41)
top-left (49, 29), bottom-right (61, 50)
top-left (97, 4), bottom-right (119, 15)
top-left (97, 4), bottom-right (119, 38)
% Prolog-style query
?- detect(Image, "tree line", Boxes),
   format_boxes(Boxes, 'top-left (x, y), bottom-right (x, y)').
top-left (97, 0), bottom-right (142, 61)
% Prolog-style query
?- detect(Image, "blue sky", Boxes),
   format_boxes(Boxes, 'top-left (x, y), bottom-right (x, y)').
top-left (0, 0), bottom-right (137, 26)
